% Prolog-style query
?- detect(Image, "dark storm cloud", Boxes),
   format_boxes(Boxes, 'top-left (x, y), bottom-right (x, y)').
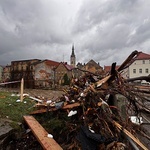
top-left (0, 0), bottom-right (73, 65)
top-left (0, 0), bottom-right (150, 66)
top-left (72, 0), bottom-right (150, 65)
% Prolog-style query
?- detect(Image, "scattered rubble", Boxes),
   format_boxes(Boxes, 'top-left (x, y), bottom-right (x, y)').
top-left (22, 51), bottom-right (149, 149)
top-left (1, 51), bottom-right (150, 149)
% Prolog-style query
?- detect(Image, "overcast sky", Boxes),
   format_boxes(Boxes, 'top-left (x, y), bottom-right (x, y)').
top-left (0, 0), bottom-right (150, 67)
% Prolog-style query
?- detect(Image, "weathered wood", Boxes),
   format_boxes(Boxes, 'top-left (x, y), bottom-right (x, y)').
top-left (20, 78), bottom-right (24, 102)
top-left (31, 102), bottom-right (81, 114)
top-left (96, 75), bottom-right (111, 87)
top-left (113, 121), bottom-right (148, 150)
top-left (117, 50), bottom-right (138, 72)
top-left (29, 96), bottom-right (43, 103)
top-left (23, 115), bottom-right (63, 150)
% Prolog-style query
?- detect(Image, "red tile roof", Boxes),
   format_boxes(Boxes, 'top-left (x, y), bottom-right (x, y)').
top-left (62, 62), bottom-right (74, 70)
top-left (45, 60), bottom-right (59, 67)
top-left (104, 65), bottom-right (120, 73)
top-left (135, 52), bottom-right (150, 60)
top-left (55, 62), bottom-right (74, 71)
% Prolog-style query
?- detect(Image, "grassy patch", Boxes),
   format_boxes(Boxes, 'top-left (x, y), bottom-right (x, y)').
top-left (0, 91), bottom-right (36, 123)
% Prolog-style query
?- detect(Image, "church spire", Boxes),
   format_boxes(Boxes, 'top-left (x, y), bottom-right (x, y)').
top-left (70, 44), bottom-right (76, 67)
top-left (71, 44), bottom-right (75, 57)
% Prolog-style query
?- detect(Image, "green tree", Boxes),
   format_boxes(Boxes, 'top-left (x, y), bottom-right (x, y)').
top-left (63, 73), bottom-right (70, 85)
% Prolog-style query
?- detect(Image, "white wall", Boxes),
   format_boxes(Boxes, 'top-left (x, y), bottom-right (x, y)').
top-left (129, 59), bottom-right (150, 78)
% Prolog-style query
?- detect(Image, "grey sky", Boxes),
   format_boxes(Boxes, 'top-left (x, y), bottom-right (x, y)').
top-left (0, 0), bottom-right (150, 67)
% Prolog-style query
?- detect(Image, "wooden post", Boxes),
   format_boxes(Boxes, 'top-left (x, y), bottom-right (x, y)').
top-left (20, 78), bottom-right (24, 102)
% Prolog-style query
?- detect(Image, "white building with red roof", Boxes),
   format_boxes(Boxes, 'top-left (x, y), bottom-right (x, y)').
top-left (129, 52), bottom-right (150, 80)
top-left (103, 51), bottom-right (150, 83)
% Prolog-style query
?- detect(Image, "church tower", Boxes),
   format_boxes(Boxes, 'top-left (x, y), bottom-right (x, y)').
top-left (70, 44), bottom-right (76, 67)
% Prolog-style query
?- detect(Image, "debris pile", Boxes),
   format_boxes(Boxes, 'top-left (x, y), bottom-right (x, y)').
top-left (28, 51), bottom-right (150, 149)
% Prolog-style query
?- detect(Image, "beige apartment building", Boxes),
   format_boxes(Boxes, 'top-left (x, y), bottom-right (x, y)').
top-left (128, 52), bottom-right (150, 79)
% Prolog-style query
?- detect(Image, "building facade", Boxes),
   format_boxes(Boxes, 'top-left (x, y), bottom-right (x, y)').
top-left (32, 60), bottom-right (59, 88)
top-left (83, 59), bottom-right (104, 75)
top-left (11, 59), bottom-right (41, 88)
top-left (55, 62), bottom-right (74, 85)
top-left (128, 52), bottom-right (150, 83)
top-left (104, 51), bottom-right (150, 83)
top-left (2, 65), bottom-right (11, 83)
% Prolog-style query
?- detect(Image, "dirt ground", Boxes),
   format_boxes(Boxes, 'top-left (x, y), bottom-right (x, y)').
top-left (0, 87), bottom-right (64, 100)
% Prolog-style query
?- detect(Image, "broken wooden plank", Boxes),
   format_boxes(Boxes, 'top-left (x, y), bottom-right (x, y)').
top-left (117, 50), bottom-right (138, 72)
top-left (23, 115), bottom-right (63, 150)
top-left (96, 75), bottom-right (111, 87)
top-left (29, 96), bottom-right (43, 103)
top-left (30, 102), bottom-right (81, 114)
top-left (113, 121), bottom-right (148, 150)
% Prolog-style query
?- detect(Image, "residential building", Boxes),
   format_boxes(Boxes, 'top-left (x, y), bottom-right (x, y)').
top-left (82, 59), bottom-right (104, 76)
top-left (128, 52), bottom-right (150, 83)
top-left (104, 51), bottom-right (150, 83)
top-left (32, 59), bottom-right (59, 88)
top-left (55, 62), bottom-right (74, 85)
top-left (10, 59), bottom-right (41, 88)
top-left (75, 62), bottom-right (85, 78)
top-left (2, 65), bottom-right (11, 83)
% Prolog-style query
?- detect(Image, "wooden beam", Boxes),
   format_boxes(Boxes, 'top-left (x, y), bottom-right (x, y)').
top-left (113, 121), bottom-right (148, 150)
top-left (31, 102), bottom-right (81, 114)
top-left (20, 78), bottom-right (24, 102)
top-left (23, 115), bottom-right (63, 150)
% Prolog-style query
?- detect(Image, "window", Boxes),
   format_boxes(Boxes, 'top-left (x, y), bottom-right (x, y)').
top-left (133, 69), bottom-right (136, 73)
top-left (143, 60), bottom-right (145, 64)
top-left (139, 68), bottom-right (142, 73)
top-left (145, 68), bottom-right (149, 73)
